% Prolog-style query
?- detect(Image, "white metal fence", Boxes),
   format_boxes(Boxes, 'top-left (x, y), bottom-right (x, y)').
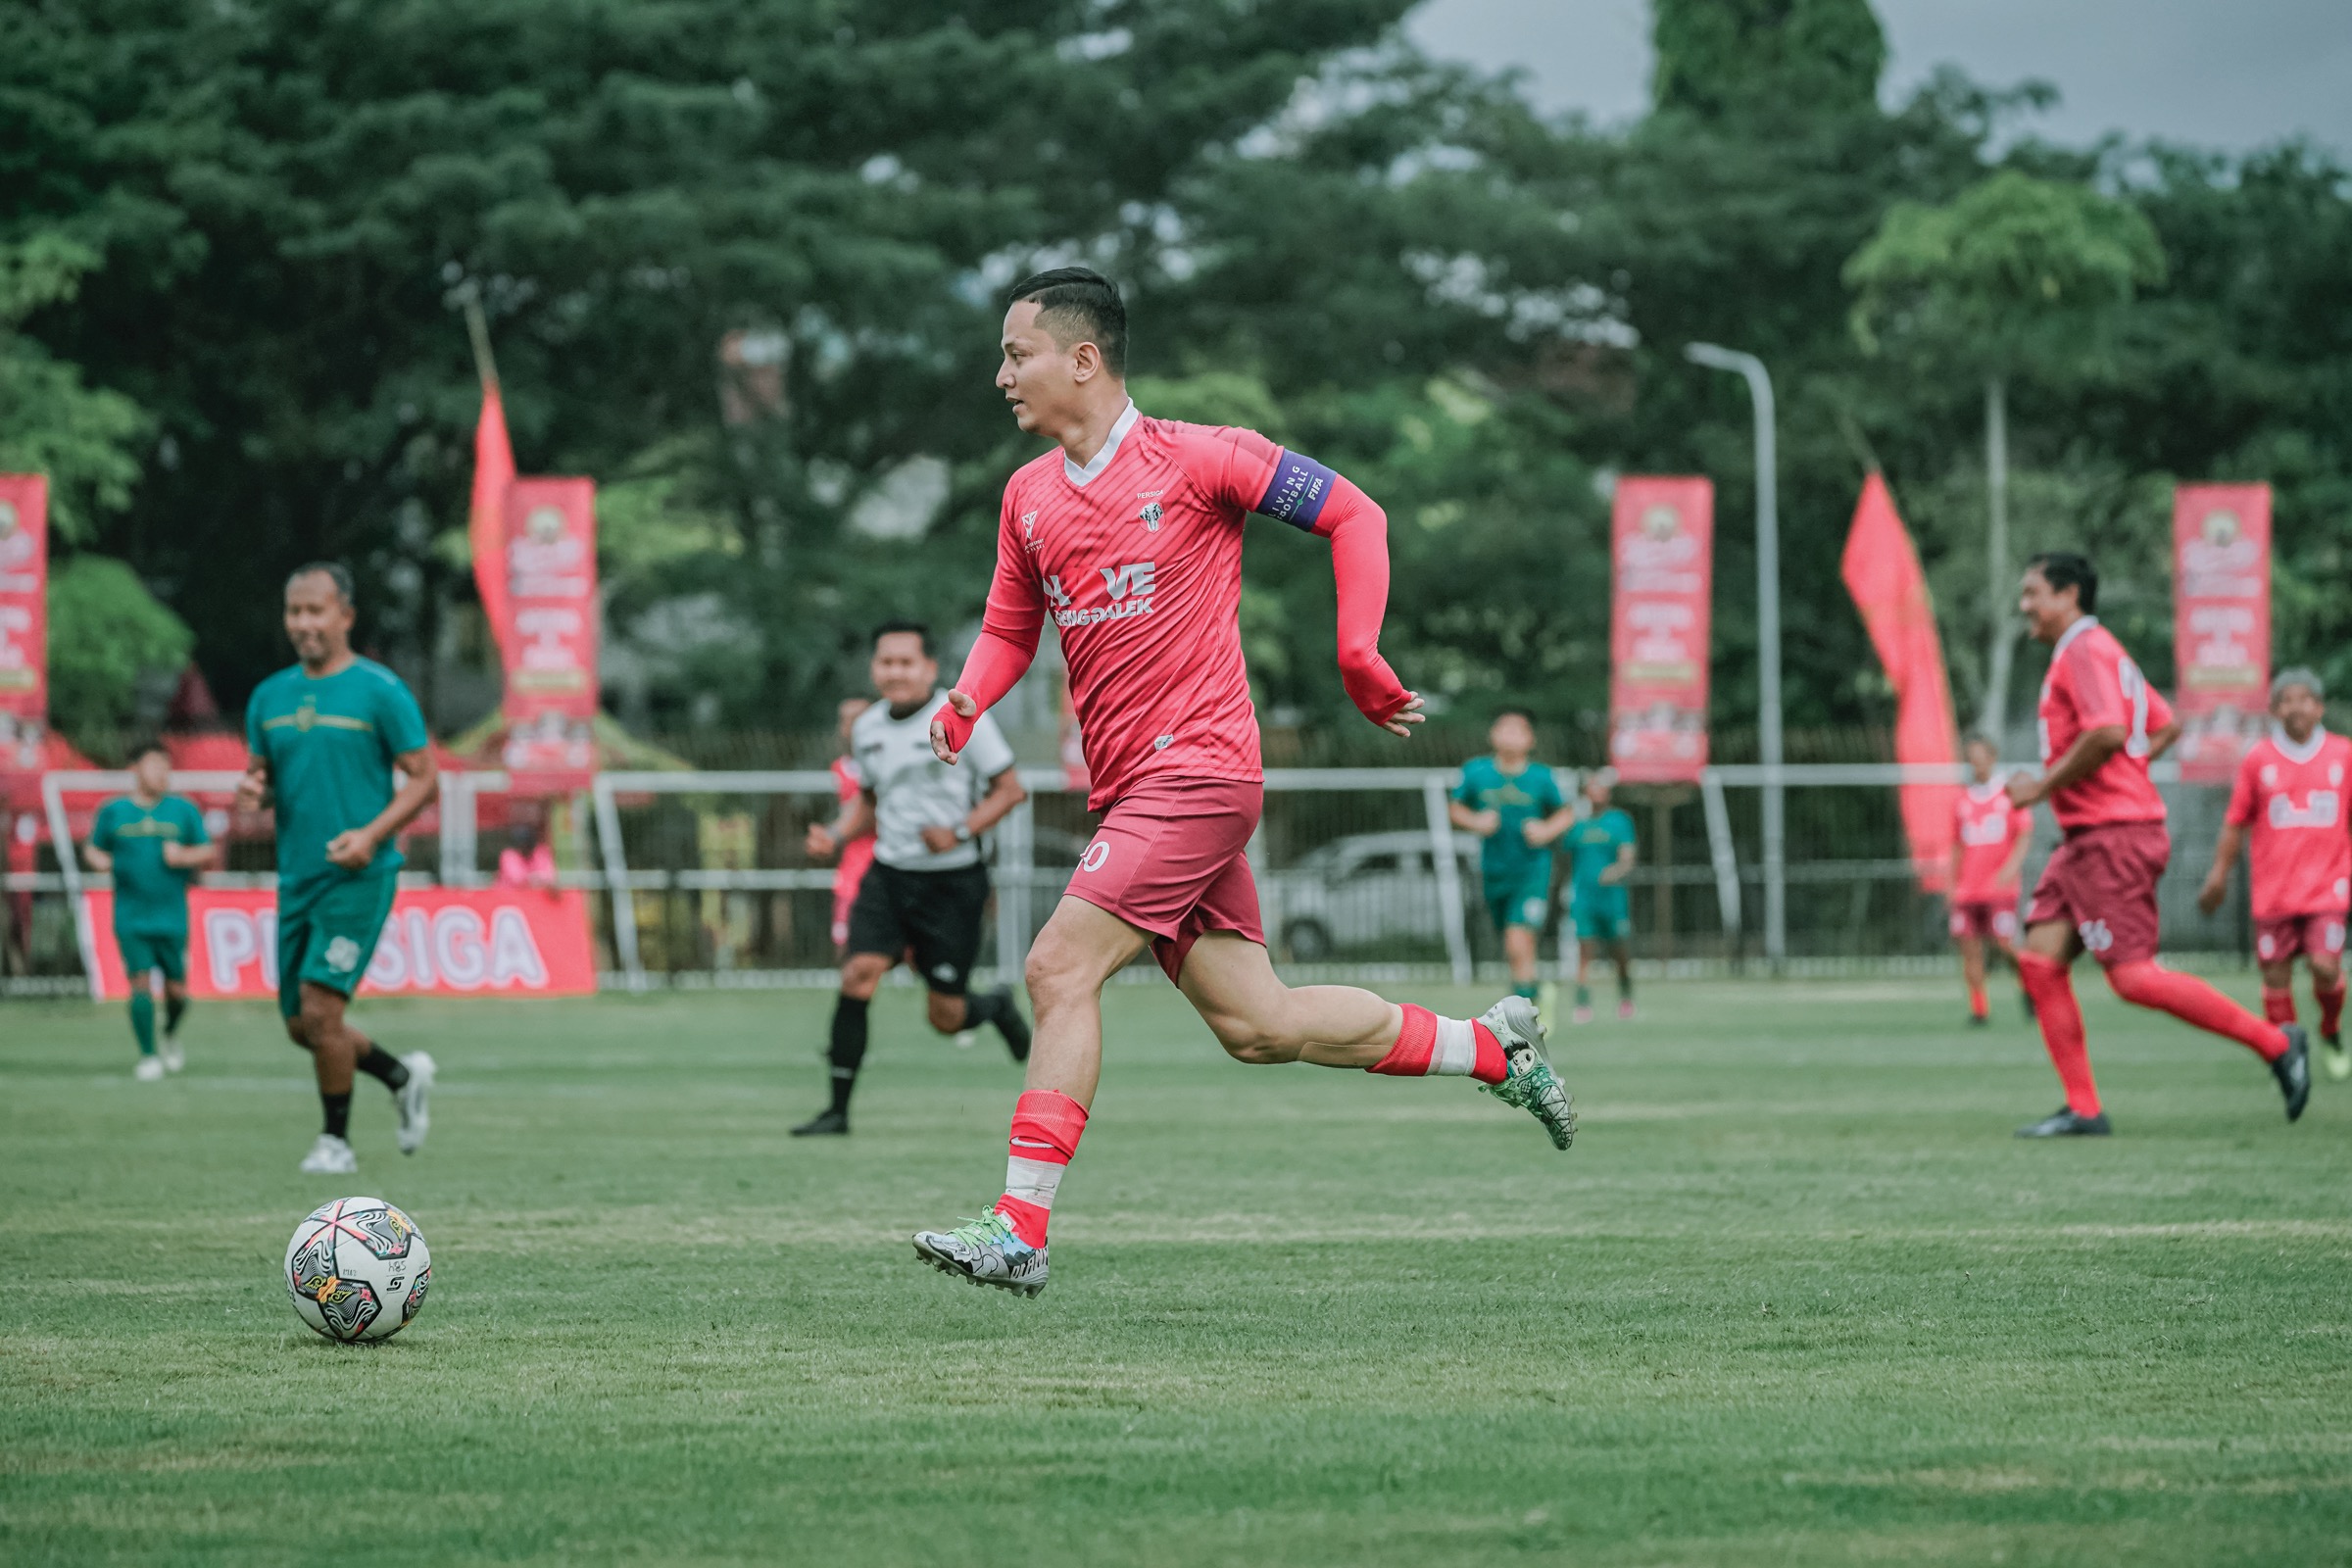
top-left (0, 760), bottom-right (2254, 996)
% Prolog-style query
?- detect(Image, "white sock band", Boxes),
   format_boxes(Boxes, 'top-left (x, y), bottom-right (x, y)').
top-left (1430, 1015), bottom-right (1478, 1076)
top-left (1004, 1154), bottom-right (1066, 1208)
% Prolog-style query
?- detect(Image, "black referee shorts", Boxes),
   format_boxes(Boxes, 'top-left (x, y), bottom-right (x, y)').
top-left (844, 861), bottom-right (991, 996)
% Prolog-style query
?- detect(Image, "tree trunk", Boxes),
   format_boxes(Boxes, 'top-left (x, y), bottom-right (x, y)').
top-left (1978, 375), bottom-right (2014, 743)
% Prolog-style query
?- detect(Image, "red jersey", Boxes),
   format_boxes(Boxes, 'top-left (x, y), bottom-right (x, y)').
top-left (2035, 616), bottom-right (2174, 832)
top-left (970, 404), bottom-right (1401, 809)
top-left (2225, 726), bottom-right (2352, 919)
top-left (1953, 781), bottom-right (2033, 901)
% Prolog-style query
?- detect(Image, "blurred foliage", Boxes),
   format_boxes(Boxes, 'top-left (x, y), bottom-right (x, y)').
top-left (0, 235), bottom-right (146, 541)
top-left (2, 0), bottom-right (2349, 748)
top-left (45, 556), bottom-right (195, 748)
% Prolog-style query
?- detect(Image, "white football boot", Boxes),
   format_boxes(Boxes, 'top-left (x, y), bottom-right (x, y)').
top-left (394, 1052), bottom-right (437, 1154)
top-left (160, 1039), bottom-right (185, 1074)
top-left (133, 1055), bottom-right (166, 1082)
top-left (300, 1134), bottom-right (359, 1174)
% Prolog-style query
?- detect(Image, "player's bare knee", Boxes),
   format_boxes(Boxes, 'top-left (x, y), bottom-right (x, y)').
top-left (840, 954), bottom-right (889, 1000)
top-left (1024, 942), bottom-right (1100, 1015)
top-left (283, 1016), bottom-right (311, 1049)
top-left (925, 993), bottom-right (966, 1033)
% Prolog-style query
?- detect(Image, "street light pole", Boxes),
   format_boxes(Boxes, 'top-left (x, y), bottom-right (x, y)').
top-left (1684, 343), bottom-right (1785, 972)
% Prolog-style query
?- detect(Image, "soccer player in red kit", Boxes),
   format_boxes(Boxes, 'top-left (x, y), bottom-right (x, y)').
top-left (2006, 552), bottom-right (2309, 1137)
top-left (909, 268), bottom-right (1575, 1294)
top-left (1948, 734), bottom-right (2034, 1025)
top-left (2198, 667), bottom-right (2352, 1080)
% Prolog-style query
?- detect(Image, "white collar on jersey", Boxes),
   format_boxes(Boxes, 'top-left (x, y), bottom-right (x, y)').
top-left (2049, 613), bottom-right (2099, 659)
top-left (1062, 400), bottom-right (1140, 489)
top-left (2270, 721), bottom-right (2330, 765)
top-left (1966, 778), bottom-right (2009, 803)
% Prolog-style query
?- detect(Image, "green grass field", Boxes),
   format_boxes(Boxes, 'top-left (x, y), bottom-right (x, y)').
top-left (5, 974), bottom-right (2351, 1565)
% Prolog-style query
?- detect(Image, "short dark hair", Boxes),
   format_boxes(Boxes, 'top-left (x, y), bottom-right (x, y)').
top-left (2026, 551), bottom-right (2097, 614)
top-left (1007, 267), bottom-right (1128, 377)
top-left (1493, 707), bottom-right (1536, 727)
top-left (871, 619), bottom-right (934, 657)
top-left (286, 561), bottom-right (355, 606)
top-left (130, 738), bottom-right (171, 765)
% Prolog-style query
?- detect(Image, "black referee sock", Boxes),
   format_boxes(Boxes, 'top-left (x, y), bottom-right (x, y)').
top-left (828, 996), bottom-right (869, 1116)
top-left (355, 1041), bottom-right (411, 1092)
top-left (321, 1091), bottom-right (352, 1140)
top-left (164, 994), bottom-right (187, 1037)
top-left (960, 991), bottom-right (1004, 1031)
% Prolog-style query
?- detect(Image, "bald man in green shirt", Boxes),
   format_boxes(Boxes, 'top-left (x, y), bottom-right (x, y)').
top-left (238, 563), bottom-right (440, 1175)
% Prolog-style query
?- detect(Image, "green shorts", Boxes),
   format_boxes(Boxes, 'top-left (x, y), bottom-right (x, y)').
top-left (1484, 866), bottom-right (1552, 933)
top-left (277, 874), bottom-right (398, 1017)
top-left (1573, 893), bottom-right (1631, 944)
top-left (115, 930), bottom-right (185, 982)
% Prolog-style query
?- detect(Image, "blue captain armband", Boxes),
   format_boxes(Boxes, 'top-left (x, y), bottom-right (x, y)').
top-left (1253, 451), bottom-right (1339, 531)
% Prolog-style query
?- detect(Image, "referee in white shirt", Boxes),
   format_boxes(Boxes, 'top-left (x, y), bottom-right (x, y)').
top-left (797, 621), bottom-right (1031, 1136)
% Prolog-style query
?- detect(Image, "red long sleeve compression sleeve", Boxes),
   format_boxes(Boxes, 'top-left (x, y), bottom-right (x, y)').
top-left (1314, 475), bottom-right (1414, 728)
top-left (937, 624), bottom-right (1037, 756)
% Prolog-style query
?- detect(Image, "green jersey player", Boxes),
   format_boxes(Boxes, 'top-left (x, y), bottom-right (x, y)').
top-left (1449, 709), bottom-right (1574, 1004)
top-left (83, 741), bottom-right (212, 1078)
top-left (238, 563), bottom-right (440, 1174)
top-left (1563, 768), bottom-right (1638, 1023)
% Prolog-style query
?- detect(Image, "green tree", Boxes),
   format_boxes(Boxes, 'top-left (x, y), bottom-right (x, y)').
top-left (1845, 171), bottom-right (2166, 734)
top-left (1652, 0), bottom-right (1886, 122)
top-left (45, 556), bottom-right (195, 750)
top-left (0, 234), bottom-right (145, 541)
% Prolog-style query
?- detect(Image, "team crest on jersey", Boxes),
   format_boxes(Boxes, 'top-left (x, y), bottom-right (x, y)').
top-left (1138, 502), bottom-right (1163, 531)
top-left (1020, 510), bottom-right (1041, 551)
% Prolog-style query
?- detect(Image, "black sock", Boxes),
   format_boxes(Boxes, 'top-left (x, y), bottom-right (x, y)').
top-left (321, 1091), bottom-right (352, 1140)
top-left (355, 1041), bottom-right (411, 1092)
top-left (828, 996), bottom-right (869, 1116)
top-left (960, 991), bottom-right (1002, 1030)
top-left (164, 995), bottom-right (187, 1037)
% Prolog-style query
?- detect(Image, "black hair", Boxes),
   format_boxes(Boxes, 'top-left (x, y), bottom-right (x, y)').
top-left (129, 738), bottom-right (171, 765)
top-left (286, 561), bottom-right (356, 607)
top-left (1006, 266), bottom-right (1128, 377)
top-left (2025, 551), bottom-right (2097, 614)
top-left (1493, 707), bottom-right (1537, 727)
top-left (871, 619), bottom-right (934, 657)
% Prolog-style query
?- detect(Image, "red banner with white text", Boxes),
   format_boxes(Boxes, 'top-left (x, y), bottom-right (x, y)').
top-left (2172, 482), bottom-right (2271, 783)
top-left (0, 474), bottom-right (50, 780)
top-left (500, 477), bottom-right (599, 791)
top-left (1609, 477), bottom-right (1714, 782)
top-left (79, 887), bottom-right (598, 1002)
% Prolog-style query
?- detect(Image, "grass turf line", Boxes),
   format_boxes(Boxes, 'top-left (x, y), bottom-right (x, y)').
top-left (3, 977), bottom-right (2350, 1565)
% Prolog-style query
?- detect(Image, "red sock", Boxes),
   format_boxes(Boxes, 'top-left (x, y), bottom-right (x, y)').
top-left (1369, 1004), bottom-right (1506, 1084)
top-left (2107, 960), bottom-right (2287, 1061)
top-left (2319, 977), bottom-right (2346, 1040)
top-left (2263, 986), bottom-right (2298, 1026)
top-left (1968, 984), bottom-right (1988, 1020)
top-left (995, 1090), bottom-right (1087, 1249)
top-left (2018, 951), bottom-right (2100, 1116)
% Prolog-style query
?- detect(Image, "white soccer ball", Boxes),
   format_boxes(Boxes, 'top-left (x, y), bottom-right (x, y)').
top-left (283, 1197), bottom-right (431, 1344)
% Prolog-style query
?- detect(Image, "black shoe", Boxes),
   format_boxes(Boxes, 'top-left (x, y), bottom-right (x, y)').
top-left (2016, 1106), bottom-right (2112, 1138)
top-left (1967, 1012), bottom-right (1988, 1028)
top-left (791, 1108), bottom-right (850, 1137)
top-left (991, 987), bottom-right (1032, 1063)
top-left (2274, 1024), bottom-right (2311, 1122)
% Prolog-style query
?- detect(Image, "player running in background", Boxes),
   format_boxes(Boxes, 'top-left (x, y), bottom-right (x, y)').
top-left (1449, 709), bottom-right (1571, 1005)
top-left (83, 741), bottom-right (212, 1078)
top-left (824, 696), bottom-right (876, 952)
top-left (795, 623), bottom-right (1031, 1137)
top-left (1563, 768), bottom-right (1637, 1024)
top-left (2198, 667), bottom-right (2351, 1080)
top-left (912, 267), bottom-right (1574, 1295)
top-left (1948, 734), bottom-right (2034, 1027)
top-left (237, 564), bottom-right (438, 1174)
top-left (2005, 552), bottom-right (2307, 1138)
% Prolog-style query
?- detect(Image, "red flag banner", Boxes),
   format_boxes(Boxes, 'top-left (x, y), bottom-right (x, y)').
top-left (1839, 474), bottom-right (1960, 890)
top-left (2172, 482), bottom-right (2271, 783)
top-left (470, 385), bottom-right (516, 662)
top-left (500, 477), bottom-right (599, 791)
top-left (0, 475), bottom-right (49, 778)
top-left (79, 887), bottom-right (598, 1002)
top-left (1608, 477), bottom-right (1713, 782)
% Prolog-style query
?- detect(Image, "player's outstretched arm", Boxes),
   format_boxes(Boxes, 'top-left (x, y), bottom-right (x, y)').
top-left (81, 841), bottom-right (113, 874)
top-left (2198, 819), bottom-right (2246, 913)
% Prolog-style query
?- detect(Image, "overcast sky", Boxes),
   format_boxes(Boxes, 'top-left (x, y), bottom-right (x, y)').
top-left (1405, 0), bottom-right (2352, 155)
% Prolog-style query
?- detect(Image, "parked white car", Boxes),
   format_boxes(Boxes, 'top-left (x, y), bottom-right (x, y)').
top-left (1260, 829), bottom-right (1485, 961)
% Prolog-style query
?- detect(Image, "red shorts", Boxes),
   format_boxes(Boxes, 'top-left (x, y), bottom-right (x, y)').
top-left (2026, 820), bottom-right (2168, 967)
top-left (1066, 776), bottom-right (1264, 982)
top-left (2255, 911), bottom-right (2347, 965)
top-left (1948, 899), bottom-right (2019, 943)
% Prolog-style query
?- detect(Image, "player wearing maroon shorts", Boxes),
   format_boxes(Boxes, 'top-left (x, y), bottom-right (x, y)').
top-left (907, 269), bottom-right (1574, 1294)
top-left (1947, 734), bottom-right (2033, 1025)
top-left (2199, 667), bottom-right (2352, 1080)
top-left (2006, 552), bottom-right (2308, 1137)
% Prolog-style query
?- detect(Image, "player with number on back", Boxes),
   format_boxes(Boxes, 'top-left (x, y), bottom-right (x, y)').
top-left (2198, 666), bottom-right (2352, 1081)
top-left (1948, 734), bottom-right (2034, 1027)
top-left (237, 564), bottom-right (439, 1174)
top-left (2005, 552), bottom-right (2308, 1138)
top-left (83, 741), bottom-right (213, 1079)
top-left (910, 267), bottom-right (1575, 1296)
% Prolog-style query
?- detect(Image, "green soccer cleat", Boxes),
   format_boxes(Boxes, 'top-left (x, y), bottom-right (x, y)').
top-left (1479, 995), bottom-right (1577, 1150)
top-left (912, 1208), bottom-right (1049, 1297)
top-left (2323, 1033), bottom-right (2351, 1082)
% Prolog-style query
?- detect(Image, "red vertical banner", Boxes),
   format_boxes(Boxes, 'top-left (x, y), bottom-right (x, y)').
top-left (1609, 477), bottom-right (1714, 782)
top-left (500, 477), bottom-right (599, 792)
top-left (2172, 482), bottom-right (2271, 783)
top-left (0, 475), bottom-right (50, 780)
top-left (1839, 474), bottom-right (1960, 889)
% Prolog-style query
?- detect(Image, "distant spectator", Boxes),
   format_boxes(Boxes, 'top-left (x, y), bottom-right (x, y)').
top-left (498, 823), bottom-right (558, 890)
